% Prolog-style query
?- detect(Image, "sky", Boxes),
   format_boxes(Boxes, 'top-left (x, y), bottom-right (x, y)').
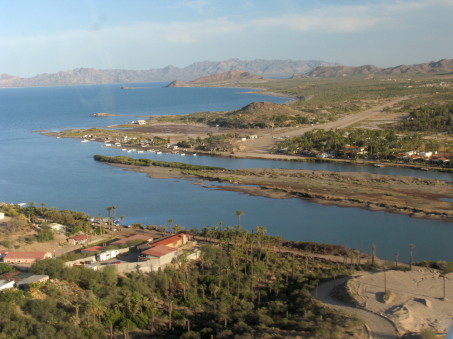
top-left (0, 0), bottom-right (452, 77)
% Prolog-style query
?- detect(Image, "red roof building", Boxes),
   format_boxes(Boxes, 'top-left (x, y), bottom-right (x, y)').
top-left (141, 245), bottom-right (176, 258)
top-left (81, 245), bottom-right (104, 253)
top-left (67, 234), bottom-right (89, 246)
top-left (150, 233), bottom-right (190, 248)
top-left (2, 252), bottom-right (52, 264)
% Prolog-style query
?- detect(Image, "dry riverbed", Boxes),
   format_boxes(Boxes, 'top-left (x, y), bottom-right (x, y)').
top-left (105, 162), bottom-right (453, 222)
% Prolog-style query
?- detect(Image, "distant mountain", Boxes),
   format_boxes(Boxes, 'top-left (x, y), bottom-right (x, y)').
top-left (166, 70), bottom-right (265, 87)
top-left (301, 59), bottom-right (453, 78)
top-left (0, 59), bottom-right (337, 88)
top-left (299, 65), bottom-right (380, 78)
top-left (381, 59), bottom-right (453, 75)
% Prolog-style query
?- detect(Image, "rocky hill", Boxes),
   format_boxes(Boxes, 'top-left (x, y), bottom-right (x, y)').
top-left (166, 70), bottom-right (265, 87)
top-left (301, 59), bottom-right (453, 78)
top-left (0, 59), bottom-right (336, 88)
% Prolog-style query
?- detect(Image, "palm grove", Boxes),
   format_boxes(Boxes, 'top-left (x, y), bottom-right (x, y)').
top-left (0, 224), bottom-right (362, 338)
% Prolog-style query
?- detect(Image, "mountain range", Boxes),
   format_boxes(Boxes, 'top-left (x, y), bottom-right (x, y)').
top-left (0, 59), bottom-right (337, 88)
top-left (300, 59), bottom-right (453, 78)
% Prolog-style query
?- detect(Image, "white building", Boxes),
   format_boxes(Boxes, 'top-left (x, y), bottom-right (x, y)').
top-left (96, 250), bottom-right (119, 262)
top-left (0, 280), bottom-right (15, 291)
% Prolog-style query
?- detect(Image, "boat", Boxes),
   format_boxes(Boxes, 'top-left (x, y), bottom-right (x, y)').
top-left (81, 139), bottom-right (89, 143)
top-left (192, 153), bottom-right (197, 156)
top-left (156, 151), bottom-right (162, 155)
top-left (137, 150), bottom-right (144, 154)
top-left (373, 164), bottom-right (384, 167)
top-left (180, 153), bottom-right (186, 156)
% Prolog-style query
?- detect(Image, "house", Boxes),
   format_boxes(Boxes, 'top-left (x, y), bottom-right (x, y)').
top-left (111, 234), bottom-right (153, 247)
top-left (81, 245), bottom-right (104, 254)
top-left (248, 135), bottom-right (258, 139)
top-left (16, 275), bottom-right (49, 289)
top-left (150, 233), bottom-right (191, 248)
top-left (67, 234), bottom-right (89, 246)
top-left (0, 280), bottom-right (15, 291)
top-left (2, 251), bottom-right (53, 264)
top-left (139, 245), bottom-right (177, 267)
top-left (49, 223), bottom-right (65, 232)
top-left (343, 145), bottom-right (366, 155)
top-left (0, 212), bottom-right (4, 220)
top-left (417, 151), bottom-right (433, 157)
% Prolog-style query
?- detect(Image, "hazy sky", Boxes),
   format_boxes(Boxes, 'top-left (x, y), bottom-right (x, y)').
top-left (1, 0), bottom-right (452, 77)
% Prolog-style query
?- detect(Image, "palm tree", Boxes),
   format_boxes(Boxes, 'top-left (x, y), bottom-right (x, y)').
top-left (235, 210), bottom-right (244, 226)
top-left (409, 244), bottom-right (415, 270)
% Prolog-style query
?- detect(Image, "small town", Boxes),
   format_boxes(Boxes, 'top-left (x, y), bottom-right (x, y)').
top-left (0, 203), bottom-right (200, 290)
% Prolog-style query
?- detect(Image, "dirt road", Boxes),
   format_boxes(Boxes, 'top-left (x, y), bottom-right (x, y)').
top-left (313, 277), bottom-right (399, 339)
top-left (241, 96), bottom-right (408, 154)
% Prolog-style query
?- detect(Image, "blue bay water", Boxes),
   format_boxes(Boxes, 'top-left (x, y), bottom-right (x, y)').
top-left (1, 83), bottom-right (452, 262)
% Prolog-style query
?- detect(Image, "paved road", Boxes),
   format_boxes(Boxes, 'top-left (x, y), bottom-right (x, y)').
top-left (313, 277), bottom-right (399, 339)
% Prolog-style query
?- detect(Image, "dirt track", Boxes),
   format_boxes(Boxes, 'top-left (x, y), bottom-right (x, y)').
top-left (238, 96), bottom-right (409, 154)
top-left (314, 276), bottom-right (399, 339)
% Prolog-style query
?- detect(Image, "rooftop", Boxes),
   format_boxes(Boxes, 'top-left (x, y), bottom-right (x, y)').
top-left (68, 234), bottom-right (89, 241)
top-left (81, 245), bottom-right (104, 252)
top-left (151, 233), bottom-right (189, 247)
top-left (142, 245), bottom-right (176, 257)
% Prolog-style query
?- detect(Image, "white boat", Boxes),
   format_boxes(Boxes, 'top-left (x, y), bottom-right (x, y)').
top-left (156, 151), bottom-right (162, 155)
top-left (137, 150), bottom-right (144, 154)
top-left (122, 149), bottom-right (127, 151)
top-left (81, 139), bottom-right (89, 143)
top-left (131, 149), bottom-right (136, 152)
top-left (192, 153), bottom-right (197, 156)
top-left (127, 150), bottom-right (132, 153)
top-left (180, 153), bottom-right (186, 156)
top-left (105, 143), bottom-right (112, 147)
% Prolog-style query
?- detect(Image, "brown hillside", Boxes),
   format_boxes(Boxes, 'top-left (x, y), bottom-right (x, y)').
top-left (189, 70), bottom-right (265, 84)
top-left (232, 101), bottom-right (302, 117)
top-left (166, 80), bottom-right (192, 88)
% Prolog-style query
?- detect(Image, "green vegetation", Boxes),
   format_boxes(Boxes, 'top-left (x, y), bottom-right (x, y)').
top-left (178, 134), bottom-right (236, 152)
top-left (274, 128), bottom-right (450, 161)
top-left (0, 227), bottom-right (362, 338)
top-left (94, 155), bottom-right (226, 171)
top-left (157, 75), bottom-right (453, 124)
top-left (401, 103), bottom-right (453, 133)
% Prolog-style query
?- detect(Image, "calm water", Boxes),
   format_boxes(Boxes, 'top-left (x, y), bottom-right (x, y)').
top-left (1, 83), bottom-right (452, 262)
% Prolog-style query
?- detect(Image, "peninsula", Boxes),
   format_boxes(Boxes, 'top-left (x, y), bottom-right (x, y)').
top-left (94, 155), bottom-right (453, 222)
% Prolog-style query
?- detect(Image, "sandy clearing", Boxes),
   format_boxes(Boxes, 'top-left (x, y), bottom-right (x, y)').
top-left (348, 270), bottom-right (453, 335)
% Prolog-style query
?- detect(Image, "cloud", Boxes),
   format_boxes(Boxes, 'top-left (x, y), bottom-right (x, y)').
top-left (251, 13), bottom-right (384, 33)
